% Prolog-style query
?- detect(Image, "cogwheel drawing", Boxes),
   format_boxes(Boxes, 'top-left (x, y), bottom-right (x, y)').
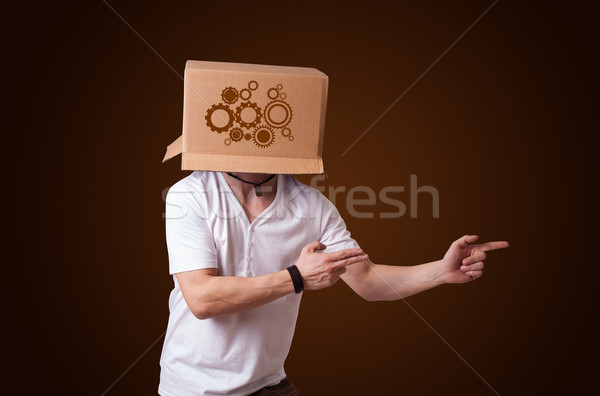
top-left (267, 87), bottom-right (279, 100)
top-left (221, 87), bottom-right (239, 104)
top-left (234, 101), bottom-right (262, 129)
top-left (252, 124), bottom-right (275, 148)
top-left (240, 88), bottom-right (252, 100)
top-left (208, 81), bottom-right (293, 148)
top-left (263, 100), bottom-right (293, 129)
top-left (229, 127), bottom-right (243, 142)
top-left (205, 103), bottom-right (235, 133)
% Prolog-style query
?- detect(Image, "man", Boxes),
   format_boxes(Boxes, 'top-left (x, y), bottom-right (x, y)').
top-left (158, 170), bottom-right (508, 396)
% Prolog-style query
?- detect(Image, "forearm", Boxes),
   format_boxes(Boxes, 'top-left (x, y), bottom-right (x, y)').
top-left (178, 270), bottom-right (295, 319)
top-left (346, 260), bottom-right (447, 301)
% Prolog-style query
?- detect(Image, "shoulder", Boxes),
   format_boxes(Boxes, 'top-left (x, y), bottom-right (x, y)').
top-left (168, 171), bottom-right (216, 193)
top-left (281, 175), bottom-right (323, 200)
top-left (280, 175), bottom-right (337, 212)
top-left (166, 171), bottom-right (218, 212)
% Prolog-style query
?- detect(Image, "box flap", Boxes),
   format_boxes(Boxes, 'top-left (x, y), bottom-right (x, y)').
top-left (162, 135), bottom-right (183, 163)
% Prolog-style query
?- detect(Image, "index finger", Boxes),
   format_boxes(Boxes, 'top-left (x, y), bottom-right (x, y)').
top-left (473, 241), bottom-right (509, 252)
top-left (324, 248), bottom-right (364, 262)
top-left (332, 253), bottom-right (369, 269)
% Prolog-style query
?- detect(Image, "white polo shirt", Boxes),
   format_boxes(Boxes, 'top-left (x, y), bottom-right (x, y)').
top-left (158, 171), bottom-right (360, 396)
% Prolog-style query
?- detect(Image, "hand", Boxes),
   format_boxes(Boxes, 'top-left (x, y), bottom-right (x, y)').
top-left (295, 241), bottom-right (368, 290)
top-left (441, 235), bottom-right (509, 284)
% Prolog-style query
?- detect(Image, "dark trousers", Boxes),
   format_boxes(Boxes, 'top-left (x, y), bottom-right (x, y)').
top-left (248, 377), bottom-right (302, 396)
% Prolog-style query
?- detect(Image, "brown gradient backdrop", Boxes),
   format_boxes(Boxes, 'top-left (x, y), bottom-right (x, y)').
top-left (5, 1), bottom-right (597, 395)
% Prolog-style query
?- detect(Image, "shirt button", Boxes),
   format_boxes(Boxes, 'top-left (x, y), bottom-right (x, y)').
top-left (247, 257), bottom-right (253, 261)
top-left (248, 241), bottom-right (254, 247)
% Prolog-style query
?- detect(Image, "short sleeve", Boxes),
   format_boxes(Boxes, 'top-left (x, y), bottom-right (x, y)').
top-left (319, 197), bottom-right (361, 253)
top-left (165, 187), bottom-right (218, 274)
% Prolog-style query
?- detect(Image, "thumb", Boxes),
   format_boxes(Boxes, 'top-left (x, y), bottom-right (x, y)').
top-left (462, 234), bottom-right (479, 245)
top-left (304, 240), bottom-right (326, 253)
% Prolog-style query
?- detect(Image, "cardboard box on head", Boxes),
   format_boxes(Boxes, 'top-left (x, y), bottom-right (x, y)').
top-left (163, 60), bottom-right (329, 174)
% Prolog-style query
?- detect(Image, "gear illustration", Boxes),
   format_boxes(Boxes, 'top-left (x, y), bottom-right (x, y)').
top-left (224, 138), bottom-right (232, 145)
top-left (243, 132), bottom-right (252, 141)
top-left (276, 84), bottom-right (283, 90)
top-left (263, 100), bottom-right (292, 129)
top-left (229, 127), bottom-right (243, 142)
top-left (267, 87), bottom-right (279, 100)
top-left (221, 86), bottom-right (239, 104)
top-left (234, 101), bottom-right (262, 129)
top-left (239, 88), bottom-right (252, 100)
top-left (248, 80), bottom-right (258, 90)
top-left (279, 92), bottom-right (287, 100)
top-left (205, 103), bottom-right (235, 133)
top-left (288, 136), bottom-right (294, 141)
top-left (281, 127), bottom-right (292, 137)
top-left (252, 124), bottom-right (275, 148)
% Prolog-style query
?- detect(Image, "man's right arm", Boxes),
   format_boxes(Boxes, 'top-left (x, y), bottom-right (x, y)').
top-left (176, 241), bottom-right (368, 319)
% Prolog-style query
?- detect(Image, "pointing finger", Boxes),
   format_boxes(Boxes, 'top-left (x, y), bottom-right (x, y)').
top-left (333, 254), bottom-right (369, 269)
top-left (327, 248), bottom-right (364, 262)
top-left (473, 241), bottom-right (510, 252)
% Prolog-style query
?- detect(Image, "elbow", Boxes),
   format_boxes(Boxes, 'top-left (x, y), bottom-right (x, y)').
top-left (362, 293), bottom-right (384, 302)
top-left (355, 287), bottom-right (381, 302)
top-left (190, 303), bottom-right (217, 320)
top-left (357, 287), bottom-right (392, 302)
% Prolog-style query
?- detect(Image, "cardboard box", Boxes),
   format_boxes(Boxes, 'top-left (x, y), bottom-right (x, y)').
top-left (163, 60), bottom-right (329, 174)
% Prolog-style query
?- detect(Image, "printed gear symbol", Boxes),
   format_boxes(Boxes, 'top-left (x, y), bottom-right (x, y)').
top-left (239, 88), bottom-right (252, 100)
top-left (252, 124), bottom-right (275, 148)
top-left (205, 103), bottom-right (235, 133)
top-left (234, 101), bottom-right (262, 129)
top-left (267, 87), bottom-right (279, 100)
top-left (248, 80), bottom-right (258, 90)
top-left (229, 127), bottom-right (243, 142)
top-left (221, 86), bottom-right (239, 104)
top-left (263, 100), bottom-right (293, 129)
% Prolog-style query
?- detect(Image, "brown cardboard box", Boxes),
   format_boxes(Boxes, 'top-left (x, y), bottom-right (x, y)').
top-left (163, 60), bottom-right (328, 174)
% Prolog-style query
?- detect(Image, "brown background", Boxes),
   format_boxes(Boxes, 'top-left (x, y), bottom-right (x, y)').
top-left (5, 0), bottom-right (597, 395)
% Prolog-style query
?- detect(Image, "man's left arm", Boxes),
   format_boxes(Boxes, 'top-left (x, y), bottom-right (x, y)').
top-left (341, 235), bottom-right (509, 301)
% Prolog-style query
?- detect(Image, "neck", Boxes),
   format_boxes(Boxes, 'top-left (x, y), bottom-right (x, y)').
top-left (223, 172), bottom-right (277, 201)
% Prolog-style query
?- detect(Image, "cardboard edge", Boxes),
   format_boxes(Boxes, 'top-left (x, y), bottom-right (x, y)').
top-left (181, 153), bottom-right (324, 175)
top-left (162, 135), bottom-right (183, 163)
